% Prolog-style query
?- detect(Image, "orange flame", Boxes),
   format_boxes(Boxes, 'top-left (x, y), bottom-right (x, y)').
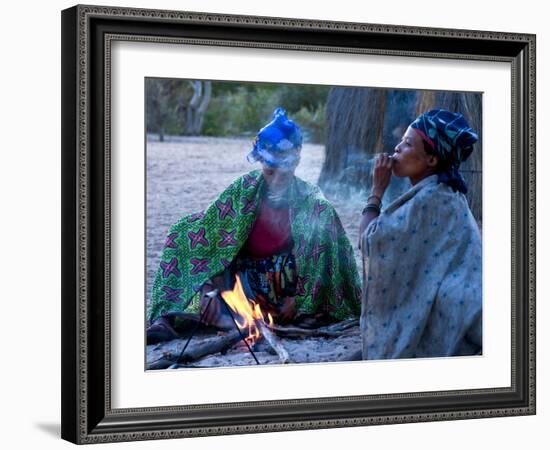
top-left (220, 274), bottom-right (271, 346)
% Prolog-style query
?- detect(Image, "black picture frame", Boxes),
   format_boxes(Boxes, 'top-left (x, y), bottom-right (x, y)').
top-left (61, 4), bottom-right (536, 444)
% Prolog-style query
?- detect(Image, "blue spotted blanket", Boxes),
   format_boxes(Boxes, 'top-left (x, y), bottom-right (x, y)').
top-left (360, 175), bottom-right (482, 359)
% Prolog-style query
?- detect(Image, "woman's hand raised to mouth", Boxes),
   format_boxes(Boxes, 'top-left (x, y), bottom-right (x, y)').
top-left (371, 153), bottom-right (394, 199)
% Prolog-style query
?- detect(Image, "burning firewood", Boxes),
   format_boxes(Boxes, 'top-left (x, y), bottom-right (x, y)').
top-left (255, 319), bottom-right (289, 364)
top-left (218, 276), bottom-right (291, 364)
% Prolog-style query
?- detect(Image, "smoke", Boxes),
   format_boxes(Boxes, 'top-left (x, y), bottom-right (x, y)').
top-left (319, 146), bottom-right (409, 207)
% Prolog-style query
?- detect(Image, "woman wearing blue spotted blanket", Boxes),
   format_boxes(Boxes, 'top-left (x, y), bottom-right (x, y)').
top-left (359, 109), bottom-right (482, 359)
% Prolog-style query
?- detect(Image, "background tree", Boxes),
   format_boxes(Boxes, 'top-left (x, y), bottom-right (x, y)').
top-left (145, 78), bottom-right (173, 142)
top-left (176, 80), bottom-right (212, 135)
top-left (146, 78), bottom-right (212, 138)
top-left (147, 79), bottom-right (329, 142)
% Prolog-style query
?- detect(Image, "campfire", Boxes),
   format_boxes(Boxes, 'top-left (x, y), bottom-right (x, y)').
top-left (220, 274), bottom-right (274, 348)
top-left (146, 276), bottom-right (363, 369)
top-left (219, 274), bottom-right (289, 363)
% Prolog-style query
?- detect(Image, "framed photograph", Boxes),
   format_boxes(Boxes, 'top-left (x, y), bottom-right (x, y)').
top-left (61, 4), bottom-right (536, 444)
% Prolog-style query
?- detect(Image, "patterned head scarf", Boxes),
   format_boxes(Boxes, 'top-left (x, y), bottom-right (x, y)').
top-left (411, 109), bottom-right (478, 194)
top-left (247, 107), bottom-right (302, 169)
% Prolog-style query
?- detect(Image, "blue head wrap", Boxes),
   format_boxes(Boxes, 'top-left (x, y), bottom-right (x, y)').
top-left (411, 109), bottom-right (478, 194)
top-left (247, 107), bottom-right (302, 169)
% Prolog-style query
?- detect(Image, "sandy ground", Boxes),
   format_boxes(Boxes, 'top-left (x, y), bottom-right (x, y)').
top-left (146, 136), bottom-right (364, 306)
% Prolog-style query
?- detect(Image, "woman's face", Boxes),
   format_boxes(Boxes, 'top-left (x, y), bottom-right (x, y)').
top-left (391, 126), bottom-right (438, 185)
top-left (262, 163), bottom-right (297, 191)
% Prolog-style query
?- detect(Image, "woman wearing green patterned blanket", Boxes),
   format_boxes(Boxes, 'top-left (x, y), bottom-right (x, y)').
top-left (147, 108), bottom-right (361, 343)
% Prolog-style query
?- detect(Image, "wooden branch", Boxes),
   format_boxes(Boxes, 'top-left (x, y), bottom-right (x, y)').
top-left (147, 358), bottom-right (176, 370)
top-left (256, 320), bottom-right (289, 364)
top-left (324, 318), bottom-right (360, 332)
top-left (271, 325), bottom-right (339, 338)
top-left (271, 322), bottom-right (359, 339)
top-left (146, 330), bottom-right (242, 369)
top-left (178, 330), bottom-right (242, 363)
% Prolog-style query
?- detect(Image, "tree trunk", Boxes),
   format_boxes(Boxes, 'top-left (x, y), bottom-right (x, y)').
top-left (319, 87), bottom-right (415, 201)
top-left (415, 91), bottom-right (482, 221)
top-left (194, 81), bottom-right (211, 133)
top-left (182, 81), bottom-right (212, 135)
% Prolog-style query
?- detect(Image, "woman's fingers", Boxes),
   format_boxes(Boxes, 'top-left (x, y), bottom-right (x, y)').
top-left (375, 153), bottom-right (391, 162)
top-left (374, 153), bottom-right (393, 170)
